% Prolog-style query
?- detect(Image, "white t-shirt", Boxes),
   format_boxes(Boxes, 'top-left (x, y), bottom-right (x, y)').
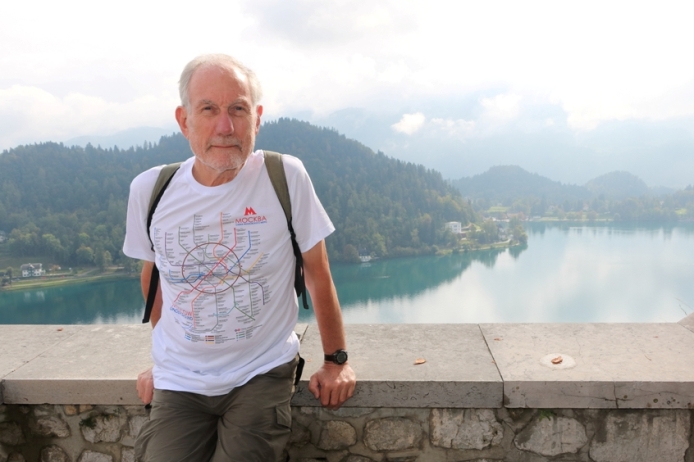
top-left (123, 150), bottom-right (334, 395)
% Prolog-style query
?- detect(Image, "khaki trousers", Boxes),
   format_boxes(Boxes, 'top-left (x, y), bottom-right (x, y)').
top-left (135, 356), bottom-right (299, 462)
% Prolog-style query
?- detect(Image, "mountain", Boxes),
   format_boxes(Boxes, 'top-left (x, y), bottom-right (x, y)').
top-left (451, 165), bottom-right (590, 204)
top-left (64, 127), bottom-right (176, 150)
top-left (0, 119), bottom-right (475, 266)
top-left (585, 171), bottom-right (650, 200)
top-left (256, 119), bottom-right (476, 259)
top-left (296, 105), bottom-right (694, 188)
top-left (452, 165), bottom-right (662, 203)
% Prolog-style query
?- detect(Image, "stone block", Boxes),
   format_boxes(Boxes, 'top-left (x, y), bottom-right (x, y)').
top-left (342, 456), bottom-right (375, 462)
top-left (128, 415), bottom-right (148, 439)
top-left (0, 422), bottom-right (24, 446)
top-left (589, 410), bottom-right (690, 462)
top-left (7, 454), bottom-right (25, 462)
top-left (678, 312), bottom-right (694, 334)
top-left (429, 409), bottom-right (503, 450)
top-left (514, 415), bottom-right (587, 456)
top-left (294, 325), bottom-right (502, 408)
top-left (80, 413), bottom-right (124, 443)
top-left (3, 325), bottom-right (152, 405)
top-left (122, 448), bottom-right (135, 462)
top-left (364, 417), bottom-right (422, 451)
top-left (30, 415), bottom-right (70, 438)
top-left (482, 323), bottom-right (694, 409)
top-left (0, 326), bottom-right (82, 381)
top-left (40, 445), bottom-right (69, 462)
top-left (289, 421), bottom-right (310, 446)
top-left (317, 420), bottom-right (357, 450)
top-left (77, 451), bottom-right (113, 462)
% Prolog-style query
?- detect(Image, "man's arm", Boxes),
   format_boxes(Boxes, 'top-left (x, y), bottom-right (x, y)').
top-left (137, 261), bottom-right (161, 404)
top-left (304, 240), bottom-right (356, 410)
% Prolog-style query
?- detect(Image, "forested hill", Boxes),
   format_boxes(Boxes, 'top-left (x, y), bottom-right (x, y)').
top-left (585, 171), bottom-right (650, 200)
top-left (451, 165), bottom-right (591, 204)
top-left (0, 118), bottom-right (475, 267)
top-left (256, 119), bottom-right (475, 259)
top-left (451, 165), bottom-right (694, 221)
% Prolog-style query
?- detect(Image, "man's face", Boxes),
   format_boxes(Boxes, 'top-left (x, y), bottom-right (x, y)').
top-left (175, 65), bottom-right (262, 175)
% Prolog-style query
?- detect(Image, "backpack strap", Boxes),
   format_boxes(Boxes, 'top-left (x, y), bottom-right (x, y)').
top-left (142, 153), bottom-right (308, 324)
top-left (264, 151), bottom-right (308, 310)
top-left (146, 163), bottom-right (182, 251)
top-left (142, 162), bottom-right (181, 323)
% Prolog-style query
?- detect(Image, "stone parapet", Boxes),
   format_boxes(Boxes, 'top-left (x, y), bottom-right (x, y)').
top-left (482, 323), bottom-right (694, 409)
top-left (293, 324), bottom-right (502, 408)
top-left (2, 322), bottom-right (694, 461)
top-left (5, 323), bottom-right (694, 409)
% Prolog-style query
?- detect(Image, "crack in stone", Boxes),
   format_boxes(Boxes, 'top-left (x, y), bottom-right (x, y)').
top-left (614, 383), bottom-right (620, 409)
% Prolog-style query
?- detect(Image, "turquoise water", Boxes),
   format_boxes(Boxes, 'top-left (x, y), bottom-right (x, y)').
top-left (1, 223), bottom-right (693, 324)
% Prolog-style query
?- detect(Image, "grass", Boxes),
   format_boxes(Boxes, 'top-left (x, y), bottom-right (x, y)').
top-left (1, 268), bottom-right (137, 292)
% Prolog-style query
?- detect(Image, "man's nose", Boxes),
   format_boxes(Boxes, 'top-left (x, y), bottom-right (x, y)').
top-left (216, 114), bottom-right (234, 135)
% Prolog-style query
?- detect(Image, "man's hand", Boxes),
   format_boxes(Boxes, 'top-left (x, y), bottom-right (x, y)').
top-left (137, 367), bottom-right (154, 404)
top-left (308, 363), bottom-right (356, 410)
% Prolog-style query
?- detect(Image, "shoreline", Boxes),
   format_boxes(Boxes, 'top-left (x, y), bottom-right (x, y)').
top-left (0, 271), bottom-right (137, 292)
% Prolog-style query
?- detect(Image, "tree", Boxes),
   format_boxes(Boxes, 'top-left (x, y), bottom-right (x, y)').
top-left (96, 250), bottom-right (113, 270)
top-left (76, 245), bottom-right (95, 264)
top-left (342, 244), bottom-right (360, 263)
top-left (509, 217), bottom-right (527, 245)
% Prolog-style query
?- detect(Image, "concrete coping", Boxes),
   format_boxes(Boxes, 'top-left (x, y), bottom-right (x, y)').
top-left (2, 322), bottom-right (694, 409)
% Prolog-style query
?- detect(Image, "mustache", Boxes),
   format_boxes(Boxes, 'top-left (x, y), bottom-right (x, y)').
top-left (208, 138), bottom-right (242, 148)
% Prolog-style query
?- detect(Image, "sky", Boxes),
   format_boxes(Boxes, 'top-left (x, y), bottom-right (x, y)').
top-left (2, 1), bottom-right (694, 187)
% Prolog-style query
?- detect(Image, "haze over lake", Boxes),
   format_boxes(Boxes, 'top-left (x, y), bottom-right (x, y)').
top-left (1, 223), bottom-right (693, 325)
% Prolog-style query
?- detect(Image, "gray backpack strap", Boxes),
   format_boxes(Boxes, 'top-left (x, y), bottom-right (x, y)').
top-left (147, 162), bottom-right (182, 251)
top-left (264, 151), bottom-right (308, 309)
top-left (264, 151), bottom-right (292, 223)
top-left (143, 162), bottom-right (181, 324)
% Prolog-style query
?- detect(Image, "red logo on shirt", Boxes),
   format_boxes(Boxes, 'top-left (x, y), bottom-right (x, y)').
top-left (237, 207), bottom-right (267, 225)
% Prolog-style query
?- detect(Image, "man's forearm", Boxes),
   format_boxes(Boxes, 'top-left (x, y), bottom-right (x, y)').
top-left (303, 240), bottom-right (356, 409)
top-left (302, 241), bottom-right (347, 355)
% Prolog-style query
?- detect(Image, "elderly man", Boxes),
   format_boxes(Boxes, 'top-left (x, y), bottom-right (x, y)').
top-left (123, 54), bottom-right (356, 461)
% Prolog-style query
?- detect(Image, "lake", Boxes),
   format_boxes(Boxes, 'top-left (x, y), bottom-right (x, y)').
top-left (1, 223), bottom-right (693, 324)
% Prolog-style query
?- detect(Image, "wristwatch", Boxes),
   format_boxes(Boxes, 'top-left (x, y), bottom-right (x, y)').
top-left (324, 349), bottom-right (348, 365)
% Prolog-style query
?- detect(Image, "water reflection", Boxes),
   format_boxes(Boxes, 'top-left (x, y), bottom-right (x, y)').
top-left (333, 247), bottom-right (521, 304)
top-left (2, 222), bottom-right (693, 325)
top-left (298, 244), bottom-right (529, 323)
top-left (0, 280), bottom-right (142, 324)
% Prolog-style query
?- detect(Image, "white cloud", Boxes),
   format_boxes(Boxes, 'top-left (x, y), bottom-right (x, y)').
top-left (3, 0), bottom-right (694, 149)
top-left (430, 118), bottom-right (476, 138)
top-left (480, 94), bottom-right (522, 121)
top-left (391, 112), bottom-right (426, 135)
top-left (0, 85), bottom-right (175, 150)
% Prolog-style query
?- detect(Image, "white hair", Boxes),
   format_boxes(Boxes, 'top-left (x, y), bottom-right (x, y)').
top-left (179, 54), bottom-right (263, 108)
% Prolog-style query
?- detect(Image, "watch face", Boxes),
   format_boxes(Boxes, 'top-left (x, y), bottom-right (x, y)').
top-left (335, 350), bottom-right (348, 364)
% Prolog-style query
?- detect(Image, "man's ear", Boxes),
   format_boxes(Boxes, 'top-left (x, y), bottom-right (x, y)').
top-left (255, 105), bottom-right (263, 133)
top-left (175, 106), bottom-right (189, 137)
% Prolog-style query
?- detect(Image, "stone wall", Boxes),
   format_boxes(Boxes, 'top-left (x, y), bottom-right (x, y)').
top-left (2, 404), bottom-right (693, 461)
top-left (5, 320), bottom-right (694, 461)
